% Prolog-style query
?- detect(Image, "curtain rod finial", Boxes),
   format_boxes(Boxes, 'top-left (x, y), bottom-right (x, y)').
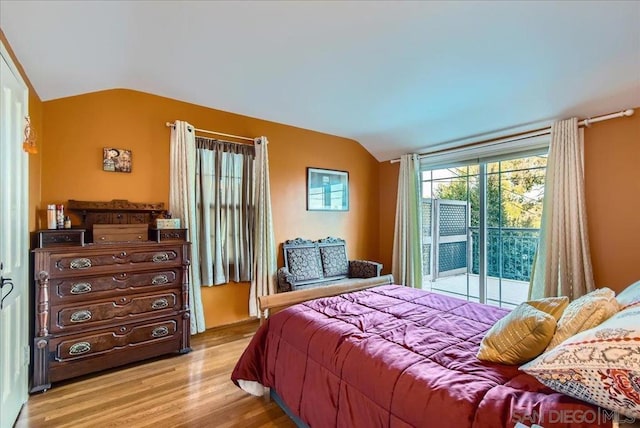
top-left (623, 109), bottom-right (635, 117)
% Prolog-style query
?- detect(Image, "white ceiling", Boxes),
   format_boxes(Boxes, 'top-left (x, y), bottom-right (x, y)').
top-left (2, 1), bottom-right (639, 161)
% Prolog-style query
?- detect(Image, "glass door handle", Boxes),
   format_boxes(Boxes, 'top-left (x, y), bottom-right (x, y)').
top-left (0, 275), bottom-right (14, 310)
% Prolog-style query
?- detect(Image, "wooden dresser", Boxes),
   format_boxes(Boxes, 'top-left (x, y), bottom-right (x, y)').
top-left (31, 241), bottom-right (191, 392)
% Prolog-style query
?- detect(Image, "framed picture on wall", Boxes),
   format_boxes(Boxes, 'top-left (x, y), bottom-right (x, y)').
top-left (307, 167), bottom-right (349, 211)
top-left (103, 147), bottom-right (132, 173)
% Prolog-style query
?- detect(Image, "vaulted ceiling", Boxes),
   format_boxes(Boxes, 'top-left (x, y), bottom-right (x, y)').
top-left (1, 1), bottom-right (639, 161)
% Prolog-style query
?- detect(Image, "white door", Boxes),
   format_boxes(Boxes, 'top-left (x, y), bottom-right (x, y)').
top-left (0, 42), bottom-right (29, 428)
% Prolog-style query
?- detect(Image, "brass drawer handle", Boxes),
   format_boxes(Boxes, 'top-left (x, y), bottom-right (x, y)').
top-left (151, 298), bottom-right (169, 310)
top-left (151, 326), bottom-right (169, 338)
top-left (152, 252), bottom-right (169, 262)
top-left (70, 258), bottom-right (91, 269)
top-left (152, 274), bottom-right (169, 285)
top-left (70, 310), bottom-right (92, 323)
top-left (69, 341), bottom-right (91, 355)
top-left (70, 282), bottom-right (92, 294)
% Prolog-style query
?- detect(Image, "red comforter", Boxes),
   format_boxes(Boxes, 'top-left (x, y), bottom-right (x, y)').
top-left (232, 285), bottom-right (610, 428)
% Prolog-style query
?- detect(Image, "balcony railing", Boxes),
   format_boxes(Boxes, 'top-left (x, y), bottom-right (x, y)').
top-left (470, 227), bottom-right (539, 282)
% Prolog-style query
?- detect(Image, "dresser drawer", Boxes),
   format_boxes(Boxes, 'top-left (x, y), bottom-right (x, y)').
top-left (50, 290), bottom-right (182, 333)
top-left (149, 228), bottom-right (187, 242)
top-left (49, 269), bottom-right (181, 304)
top-left (48, 245), bottom-right (183, 277)
top-left (93, 224), bottom-right (148, 243)
top-left (48, 315), bottom-right (187, 382)
top-left (82, 212), bottom-right (152, 228)
top-left (36, 229), bottom-right (86, 248)
top-left (93, 231), bottom-right (147, 243)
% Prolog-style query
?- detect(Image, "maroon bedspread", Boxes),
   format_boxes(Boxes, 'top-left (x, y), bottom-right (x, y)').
top-left (232, 285), bottom-right (610, 428)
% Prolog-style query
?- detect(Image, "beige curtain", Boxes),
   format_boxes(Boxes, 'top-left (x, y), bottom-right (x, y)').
top-left (195, 137), bottom-right (255, 285)
top-left (250, 136), bottom-right (277, 317)
top-left (392, 154), bottom-right (423, 287)
top-left (529, 118), bottom-right (595, 300)
top-left (169, 121), bottom-right (206, 334)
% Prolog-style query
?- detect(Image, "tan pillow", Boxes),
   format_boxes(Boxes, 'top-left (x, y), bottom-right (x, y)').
top-left (477, 303), bottom-right (557, 365)
top-left (527, 296), bottom-right (569, 321)
top-left (545, 287), bottom-right (619, 350)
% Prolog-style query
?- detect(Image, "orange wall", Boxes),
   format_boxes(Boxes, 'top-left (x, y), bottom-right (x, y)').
top-left (378, 161), bottom-right (399, 275)
top-left (377, 110), bottom-right (640, 294)
top-left (1, 29), bottom-right (43, 232)
top-left (41, 89), bottom-right (380, 328)
top-left (584, 110), bottom-right (640, 293)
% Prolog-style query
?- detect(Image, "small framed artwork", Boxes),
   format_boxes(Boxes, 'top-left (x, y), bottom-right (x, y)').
top-left (103, 147), bottom-right (132, 173)
top-left (307, 167), bottom-right (349, 211)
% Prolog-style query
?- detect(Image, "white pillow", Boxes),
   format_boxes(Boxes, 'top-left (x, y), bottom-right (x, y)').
top-left (617, 280), bottom-right (640, 310)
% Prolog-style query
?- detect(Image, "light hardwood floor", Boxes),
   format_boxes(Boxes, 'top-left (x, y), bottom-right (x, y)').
top-left (16, 321), bottom-right (296, 428)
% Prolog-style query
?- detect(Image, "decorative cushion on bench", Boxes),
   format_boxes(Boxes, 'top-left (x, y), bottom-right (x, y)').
top-left (349, 260), bottom-right (381, 278)
top-left (277, 237), bottom-right (382, 292)
top-left (319, 238), bottom-right (349, 278)
top-left (285, 244), bottom-right (323, 282)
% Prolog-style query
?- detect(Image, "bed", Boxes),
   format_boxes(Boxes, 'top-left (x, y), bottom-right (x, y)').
top-left (231, 282), bottom-right (613, 428)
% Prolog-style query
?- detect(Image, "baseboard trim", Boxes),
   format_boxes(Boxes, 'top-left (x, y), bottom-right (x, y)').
top-left (205, 317), bottom-right (258, 332)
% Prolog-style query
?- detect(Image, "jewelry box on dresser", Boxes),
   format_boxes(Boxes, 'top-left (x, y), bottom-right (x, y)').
top-left (31, 200), bottom-right (191, 393)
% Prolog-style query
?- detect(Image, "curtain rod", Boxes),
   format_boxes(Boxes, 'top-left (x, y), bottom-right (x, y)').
top-left (165, 122), bottom-right (255, 143)
top-left (389, 109), bottom-right (635, 164)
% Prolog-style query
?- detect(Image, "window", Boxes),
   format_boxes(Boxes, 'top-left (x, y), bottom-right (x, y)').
top-left (195, 138), bottom-right (255, 285)
top-left (420, 148), bottom-right (548, 308)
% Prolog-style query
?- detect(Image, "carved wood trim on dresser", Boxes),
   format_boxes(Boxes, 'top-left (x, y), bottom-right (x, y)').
top-left (31, 241), bottom-right (191, 393)
top-left (67, 199), bottom-right (166, 231)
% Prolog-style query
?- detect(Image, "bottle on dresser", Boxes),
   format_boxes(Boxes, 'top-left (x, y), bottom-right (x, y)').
top-left (56, 204), bottom-right (64, 229)
top-left (47, 205), bottom-right (57, 229)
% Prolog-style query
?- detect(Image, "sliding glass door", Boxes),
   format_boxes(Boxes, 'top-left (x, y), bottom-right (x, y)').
top-left (421, 152), bottom-right (547, 307)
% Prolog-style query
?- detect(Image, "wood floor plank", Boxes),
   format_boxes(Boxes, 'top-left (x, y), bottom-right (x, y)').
top-left (16, 321), bottom-right (295, 428)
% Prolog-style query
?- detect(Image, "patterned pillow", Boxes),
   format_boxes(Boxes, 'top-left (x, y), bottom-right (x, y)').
top-left (520, 307), bottom-right (640, 418)
top-left (477, 302), bottom-right (557, 365)
top-left (617, 280), bottom-right (640, 310)
top-left (285, 247), bottom-right (323, 281)
top-left (545, 288), bottom-right (619, 350)
top-left (319, 245), bottom-right (348, 278)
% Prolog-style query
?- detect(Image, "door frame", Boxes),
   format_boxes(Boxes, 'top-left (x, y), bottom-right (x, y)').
top-left (0, 38), bottom-right (30, 427)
